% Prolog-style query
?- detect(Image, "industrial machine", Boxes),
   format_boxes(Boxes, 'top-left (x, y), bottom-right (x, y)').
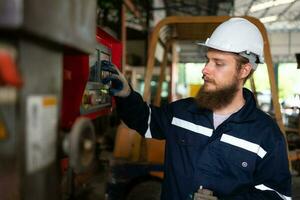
top-left (61, 27), bottom-right (122, 199)
top-left (0, 1), bottom-right (97, 200)
top-left (62, 28), bottom-right (122, 129)
top-left (0, 1), bottom-right (123, 199)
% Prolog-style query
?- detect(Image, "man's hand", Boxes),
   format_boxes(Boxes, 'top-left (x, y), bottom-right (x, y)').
top-left (100, 60), bottom-right (131, 97)
top-left (193, 187), bottom-right (218, 200)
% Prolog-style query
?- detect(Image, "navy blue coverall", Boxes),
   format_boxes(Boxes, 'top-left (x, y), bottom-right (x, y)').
top-left (116, 88), bottom-right (292, 200)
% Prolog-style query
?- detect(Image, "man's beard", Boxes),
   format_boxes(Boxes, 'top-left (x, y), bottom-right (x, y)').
top-left (195, 77), bottom-right (239, 110)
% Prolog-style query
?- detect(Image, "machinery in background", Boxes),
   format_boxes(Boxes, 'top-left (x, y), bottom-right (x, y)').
top-left (0, 1), bottom-right (97, 200)
top-left (62, 28), bottom-right (122, 129)
top-left (0, 1), bottom-right (123, 199)
top-left (280, 53), bottom-right (300, 174)
top-left (281, 98), bottom-right (300, 174)
top-left (61, 27), bottom-right (122, 199)
top-left (105, 66), bottom-right (168, 200)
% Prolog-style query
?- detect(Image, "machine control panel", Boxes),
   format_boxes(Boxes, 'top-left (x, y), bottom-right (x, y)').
top-left (61, 27), bottom-right (122, 128)
top-left (80, 44), bottom-right (112, 115)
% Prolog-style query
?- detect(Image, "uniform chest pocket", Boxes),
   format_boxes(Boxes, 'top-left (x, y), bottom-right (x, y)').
top-left (220, 143), bottom-right (257, 173)
top-left (212, 134), bottom-right (261, 174)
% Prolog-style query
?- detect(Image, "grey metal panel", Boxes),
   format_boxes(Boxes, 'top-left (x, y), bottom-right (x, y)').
top-left (0, 0), bottom-right (23, 28)
top-left (17, 39), bottom-right (62, 200)
top-left (0, 0), bottom-right (97, 53)
top-left (23, 0), bottom-right (97, 53)
top-left (0, 38), bottom-right (63, 200)
top-left (0, 1), bottom-right (97, 199)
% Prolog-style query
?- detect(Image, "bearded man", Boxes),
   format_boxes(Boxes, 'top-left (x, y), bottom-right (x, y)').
top-left (101, 18), bottom-right (291, 200)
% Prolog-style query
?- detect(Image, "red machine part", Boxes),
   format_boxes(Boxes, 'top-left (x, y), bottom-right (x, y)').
top-left (61, 27), bottom-right (122, 129)
top-left (0, 50), bottom-right (22, 87)
top-left (61, 55), bottom-right (89, 129)
top-left (96, 28), bottom-right (123, 69)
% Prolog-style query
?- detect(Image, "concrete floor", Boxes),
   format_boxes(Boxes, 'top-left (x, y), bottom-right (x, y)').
top-left (293, 176), bottom-right (300, 199)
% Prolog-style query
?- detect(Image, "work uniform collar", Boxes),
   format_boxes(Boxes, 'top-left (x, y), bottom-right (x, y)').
top-left (187, 88), bottom-right (257, 123)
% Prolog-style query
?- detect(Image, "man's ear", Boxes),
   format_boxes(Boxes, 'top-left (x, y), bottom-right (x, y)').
top-left (239, 63), bottom-right (252, 79)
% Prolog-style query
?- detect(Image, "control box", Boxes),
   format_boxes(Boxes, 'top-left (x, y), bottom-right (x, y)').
top-left (81, 43), bottom-right (112, 115)
top-left (61, 27), bottom-right (122, 129)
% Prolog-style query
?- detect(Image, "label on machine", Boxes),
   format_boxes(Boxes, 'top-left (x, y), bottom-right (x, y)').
top-left (26, 95), bottom-right (58, 173)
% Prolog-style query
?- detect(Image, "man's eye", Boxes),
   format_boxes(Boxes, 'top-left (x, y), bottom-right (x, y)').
top-left (216, 63), bottom-right (224, 67)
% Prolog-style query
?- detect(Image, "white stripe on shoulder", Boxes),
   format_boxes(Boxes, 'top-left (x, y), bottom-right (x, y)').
top-left (255, 184), bottom-right (291, 200)
top-left (145, 105), bottom-right (152, 138)
top-left (171, 117), bottom-right (213, 137)
top-left (220, 134), bottom-right (267, 158)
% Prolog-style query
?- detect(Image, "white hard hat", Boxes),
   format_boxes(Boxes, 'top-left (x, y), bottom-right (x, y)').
top-left (198, 17), bottom-right (264, 70)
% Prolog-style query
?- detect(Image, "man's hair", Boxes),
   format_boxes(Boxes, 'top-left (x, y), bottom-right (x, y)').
top-left (233, 54), bottom-right (254, 84)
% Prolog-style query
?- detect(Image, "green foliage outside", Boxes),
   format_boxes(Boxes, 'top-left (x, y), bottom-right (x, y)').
top-left (244, 63), bottom-right (270, 93)
top-left (181, 62), bottom-right (300, 103)
top-left (278, 63), bottom-right (300, 101)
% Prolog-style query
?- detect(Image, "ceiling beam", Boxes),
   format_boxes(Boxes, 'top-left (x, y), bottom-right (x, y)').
top-left (244, 0), bottom-right (255, 15)
top-left (293, 12), bottom-right (300, 20)
top-left (260, 0), bottom-right (296, 19)
top-left (124, 0), bottom-right (141, 18)
top-left (259, 7), bottom-right (271, 18)
top-left (276, 1), bottom-right (297, 21)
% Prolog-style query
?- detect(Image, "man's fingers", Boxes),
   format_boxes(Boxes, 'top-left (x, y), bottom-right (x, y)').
top-left (194, 188), bottom-right (217, 200)
top-left (197, 188), bottom-right (213, 195)
top-left (101, 77), bottom-right (112, 84)
top-left (101, 74), bottom-right (120, 84)
top-left (100, 60), bottom-right (118, 74)
top-left (99, 61), bottom-right (130, 97)
top-left (194, 194), bottom-right (218, 200)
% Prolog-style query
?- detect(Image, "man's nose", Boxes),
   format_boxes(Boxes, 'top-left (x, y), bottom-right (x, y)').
top-left (202, 63), bottom-right (211, 75)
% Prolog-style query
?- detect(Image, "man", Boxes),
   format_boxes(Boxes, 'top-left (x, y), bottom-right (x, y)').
top-left (101, 18), bottom-right (292, 200)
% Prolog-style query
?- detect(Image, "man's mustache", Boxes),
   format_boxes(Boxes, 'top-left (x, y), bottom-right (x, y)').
top-left (202, 75), bottom-right (215, 84)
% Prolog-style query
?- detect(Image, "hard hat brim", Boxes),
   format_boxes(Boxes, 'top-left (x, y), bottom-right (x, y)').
top-left (197, 42), bottom-right (264, 64)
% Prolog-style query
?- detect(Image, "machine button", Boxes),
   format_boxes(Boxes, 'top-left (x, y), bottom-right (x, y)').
top-left (88, 94), bottom-right (97, 105)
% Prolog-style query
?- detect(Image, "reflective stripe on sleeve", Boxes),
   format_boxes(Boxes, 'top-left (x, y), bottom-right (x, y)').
top-left (145, 105), bottom-right (152, 138)
top-left (171, 117), bottom-right (213, 137)
top-left (220, 134), bottom-right (267, 158)
top-left (255, 184), bottom-right (292, 200)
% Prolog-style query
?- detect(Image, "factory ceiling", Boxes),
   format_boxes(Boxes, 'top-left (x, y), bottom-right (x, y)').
top-left (98, 0), bottom-right (300, 63)
top-left (154, 0), bottom-right (300, 31)
top-left (234, 0), bottom-right (300, 31)
top-left (151, 0), bottom-right (300, 63)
